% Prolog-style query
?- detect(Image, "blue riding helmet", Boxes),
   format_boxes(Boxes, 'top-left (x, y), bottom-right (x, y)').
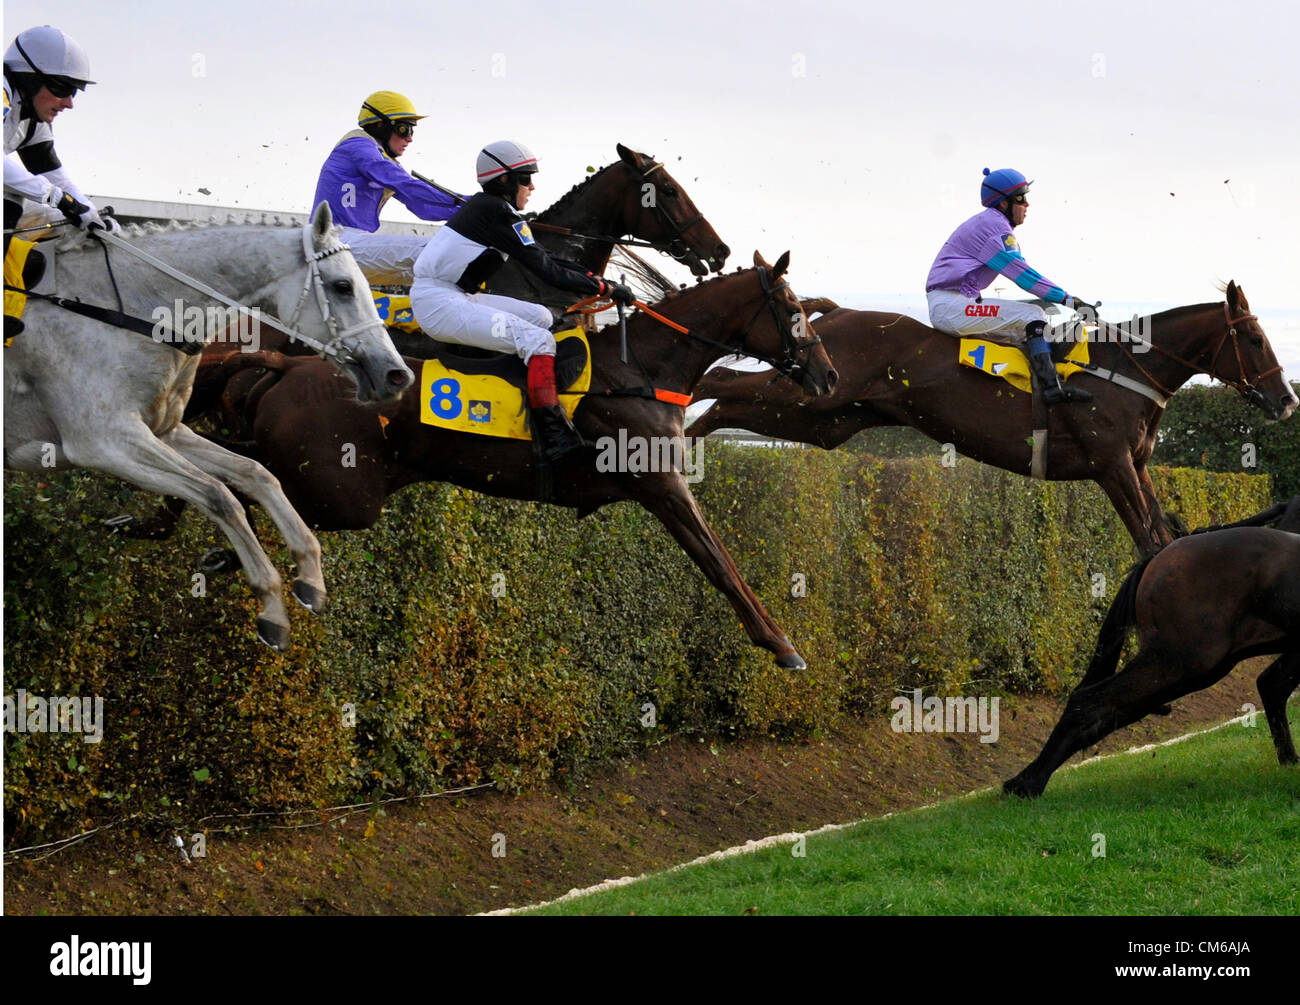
top-left (980, 167), bottom-right (1031, 207)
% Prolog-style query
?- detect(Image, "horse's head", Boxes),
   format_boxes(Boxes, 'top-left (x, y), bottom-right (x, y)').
top-left (738, 250), bottom-right (837, 397)
top-left (615, 143), bottom-right (730, 276)
top-left (1214, 282), bottom-right (1296, 421)
top-left (273, 203), bottom-right (412, 403)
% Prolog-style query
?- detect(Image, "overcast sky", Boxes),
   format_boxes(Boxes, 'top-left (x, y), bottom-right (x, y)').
top-left (8, 0), bottom-right (1299, 372)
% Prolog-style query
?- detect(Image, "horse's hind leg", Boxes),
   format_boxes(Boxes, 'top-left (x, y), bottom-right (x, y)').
top-left (64, 420), bottom-right (295, 650)
top-left (1257, 651), bottom-right (1300, 766)
top-left (161, 423), bottom-right (326, 612)
top-left (1004, 649), bottom-right (1224, 798)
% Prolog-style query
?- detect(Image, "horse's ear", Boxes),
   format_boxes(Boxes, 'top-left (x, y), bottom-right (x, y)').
top-left (1227, 280), bottom-right (1248, 311)
top-left (616, 143), bottom-right (641, 166)
top-left (311, 201), bottom-right (334, 247)
top-left (773, 251), bottom-right (790, 279)
top-left (753, 250), bottom-right (771, 271)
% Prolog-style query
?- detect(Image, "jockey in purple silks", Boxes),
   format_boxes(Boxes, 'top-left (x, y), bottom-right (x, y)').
top-left (926, 167), bottom-right (1096, 404)
top-left (311, 90), bottom-right (465, 285)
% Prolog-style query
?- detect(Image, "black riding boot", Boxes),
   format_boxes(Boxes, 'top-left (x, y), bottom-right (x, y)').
top-left (530, 405), bottom-right (585, 464)
top-left (1028, 350), bottom-right (1092, 405)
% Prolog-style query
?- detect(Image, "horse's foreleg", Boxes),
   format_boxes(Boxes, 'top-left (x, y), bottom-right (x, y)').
top-left (635, 473), bottom-right (805, 669)
top-left (161, 423), bottom-right (326, 612)
top-left (1257, 652), bottom-right (1300, 766)
top-left (63, 420), bottom-right (295, 651)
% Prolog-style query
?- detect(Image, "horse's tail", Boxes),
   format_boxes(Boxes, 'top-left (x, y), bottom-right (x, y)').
top-left (1081, 554), bottom-right (1154, 685)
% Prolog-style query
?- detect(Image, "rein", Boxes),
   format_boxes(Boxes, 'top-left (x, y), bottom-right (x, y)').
top-left (88, 227), bottom-right (384, 364)
top-left (566, 268), bottom-right (820, 406)
top-left (1094, 304), bottom-right (1277, 402)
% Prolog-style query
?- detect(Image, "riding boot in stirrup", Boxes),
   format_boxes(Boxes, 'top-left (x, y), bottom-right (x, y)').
top-left (530, 405), bottom-right (586, 464)
top-left (1028, 349), bottom-right (1092, 405)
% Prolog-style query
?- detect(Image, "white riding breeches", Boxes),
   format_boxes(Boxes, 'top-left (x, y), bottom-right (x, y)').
top-left (408, 278), bottom-right (557, 363)
top-left (927, 289), bottom-right (1047, 347)
top-left (339, 228), bottom-right (431, 285)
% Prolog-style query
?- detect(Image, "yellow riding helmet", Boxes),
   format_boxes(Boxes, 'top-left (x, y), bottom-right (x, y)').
top-left (357, 90), bottom-right (425, 127)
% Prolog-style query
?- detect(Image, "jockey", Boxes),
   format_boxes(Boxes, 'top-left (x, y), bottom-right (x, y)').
top-left (4, 26), bottom-right (106, 258)
top-left (925, 168), bottom-right (1094, 405)
top-left (310, 90), bottom-right (464, 284)
top-left (410, 140), bottom-right (635, 463)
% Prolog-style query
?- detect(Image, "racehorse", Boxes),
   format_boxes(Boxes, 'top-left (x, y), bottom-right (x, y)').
top-left (687, 283), bottom-right (1297, 555)
top-left (1003, 496), bottom-right (1300, 798)
top-left (181, 252), bottom-right (837, 669)
top-left (4, 204), bottom-right (412, 650)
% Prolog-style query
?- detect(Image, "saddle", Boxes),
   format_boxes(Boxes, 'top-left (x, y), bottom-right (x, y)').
top-left (957, 331), bottom-right (1091, 394)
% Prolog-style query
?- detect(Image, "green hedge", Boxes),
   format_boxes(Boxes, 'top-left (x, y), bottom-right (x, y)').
top-left (3, 451), bottom-right (1270, 842)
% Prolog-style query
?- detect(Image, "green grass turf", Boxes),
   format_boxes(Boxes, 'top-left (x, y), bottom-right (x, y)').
top-left (527, 705), bottom-right (1300, 915)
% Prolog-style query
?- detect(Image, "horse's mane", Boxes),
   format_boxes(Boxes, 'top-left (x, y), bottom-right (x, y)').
top-left (537, 158), bottom-right (629, 220)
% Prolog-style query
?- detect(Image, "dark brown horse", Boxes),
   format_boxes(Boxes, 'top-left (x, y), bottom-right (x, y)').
top-left (687, 283), bottom-right (1297, 555)
top-left (175, 253), bottom-right (837, 669)
top-left (1003, 496), bottom-right (1300, 798)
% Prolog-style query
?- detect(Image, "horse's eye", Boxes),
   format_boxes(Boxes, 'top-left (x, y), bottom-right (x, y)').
top-left (1251, 336), bottom-right (1263, 348)
top-left (661, 186), bottom-right (677, 198)
top-left (332, 279), bottom-right (354, 296)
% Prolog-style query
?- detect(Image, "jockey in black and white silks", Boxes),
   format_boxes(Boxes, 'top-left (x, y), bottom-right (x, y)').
top-left (4, 26), bottom-right (108, 258)
top-left (410, 140), bottom-right (635, 462)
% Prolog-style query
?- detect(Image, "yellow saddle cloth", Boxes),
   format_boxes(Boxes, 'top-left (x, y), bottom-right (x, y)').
top-left (958, 331), bottom-right (1091, 392)
top-left (371, 291), bottom-right (421, 333)
top-left (4, 237), bottom-right (39, 345)
top-left (417, 328), bottom-right (591, 440)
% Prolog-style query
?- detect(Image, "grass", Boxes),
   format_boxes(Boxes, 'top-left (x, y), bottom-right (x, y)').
top-left (525, 705), bottom-right (1300, 915)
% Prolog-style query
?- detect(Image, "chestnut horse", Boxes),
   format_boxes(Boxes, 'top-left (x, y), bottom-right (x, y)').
top-left (1004, 496), bottom-right (1300, 798)
top-left (687, 283), bottom-right (1297, 555)
top-left (176, 253), bottom-right (837, 669)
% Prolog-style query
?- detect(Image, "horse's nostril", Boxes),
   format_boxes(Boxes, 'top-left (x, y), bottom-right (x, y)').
top-left (388, 369), bottom-right (410, 388)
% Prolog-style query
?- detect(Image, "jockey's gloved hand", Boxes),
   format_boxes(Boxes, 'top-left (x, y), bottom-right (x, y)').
top-left (604, 281), bottom-right (636, 307)
top-left (1065, 295), bottom-right (1100, 318)
top-left (51, 189), bottom-right (93, 227)
top-left (86, 210), bottom-right (121, 235)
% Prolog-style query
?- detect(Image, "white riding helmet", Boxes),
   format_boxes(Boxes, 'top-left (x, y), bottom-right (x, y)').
top-left (476, 140), bottom-right (538, 185)
top-left (4, 25), bottom-right (95, 88)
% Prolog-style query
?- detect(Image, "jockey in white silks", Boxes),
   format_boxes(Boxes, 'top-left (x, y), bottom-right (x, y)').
top-left (409, 140), bottom-right (636, 463)
top-left (4, 26), bottom-right (111, 258)
top-left (925, 167), bottom-right (1097, 405)
top-left (310, 90), bottom-right (465, 285)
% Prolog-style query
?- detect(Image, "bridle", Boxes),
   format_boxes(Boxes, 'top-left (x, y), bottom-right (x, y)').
top-left (1110, 302), bottom-right (1280, 405)
top-left (281, 226), bottom-right (390, 366)
top-left (636, 161), bottom-right (707, 264)
top-left (529, 160), bottom-right (710, 266)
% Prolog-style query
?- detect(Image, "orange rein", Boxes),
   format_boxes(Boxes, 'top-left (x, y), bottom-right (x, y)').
top-left (564, 295), bottom-right (694, 406)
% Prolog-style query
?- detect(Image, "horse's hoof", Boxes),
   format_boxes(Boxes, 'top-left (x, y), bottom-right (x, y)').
top-left (292, 580), bottom-right (327, 614)
top-left (103, 514), bottom-right (135, 532)
top-left (256, 617), bottom-right (290, 653)
top-left (1153, 704), bottom-right (1173, 716)
top-left (775, 650), bottom-right (807, 671)
top-left (199, 547), bottom-right (240, 575)
top-left (1003, 775), bottom-right (1042, 799)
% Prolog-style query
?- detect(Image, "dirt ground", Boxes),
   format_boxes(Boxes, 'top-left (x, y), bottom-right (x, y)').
top-left (2, 668), bottom-right (1278, 916)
